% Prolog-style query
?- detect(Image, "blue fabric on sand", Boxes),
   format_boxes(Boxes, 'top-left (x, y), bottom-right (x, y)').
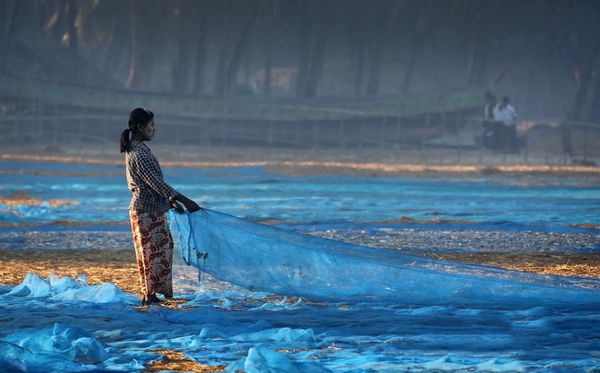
top-left (169, 209), bottom-right (598, 305)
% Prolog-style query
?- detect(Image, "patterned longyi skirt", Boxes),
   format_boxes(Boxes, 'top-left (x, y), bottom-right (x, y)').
top-left (129, 210), bottom-right (174, 297)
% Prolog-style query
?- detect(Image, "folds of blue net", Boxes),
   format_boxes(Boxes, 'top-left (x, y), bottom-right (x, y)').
top-left (169, 210), bottom-right (599, 304)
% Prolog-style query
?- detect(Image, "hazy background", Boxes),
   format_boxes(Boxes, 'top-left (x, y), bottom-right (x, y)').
top-left (1, 0), bottom-right (599, 164)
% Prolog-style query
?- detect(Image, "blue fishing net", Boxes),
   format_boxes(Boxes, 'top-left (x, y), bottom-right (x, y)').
top-left (1, 209), bottom-right (598, 372)
top-left (169, 209), bottom-right (598, 305)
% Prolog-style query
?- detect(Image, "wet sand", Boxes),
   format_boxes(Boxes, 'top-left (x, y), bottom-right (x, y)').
top-left (145, 349), bottom-right (226, 372)
top-left (0, 250), bottom-right (141, 294)
top-left (418, 252), bottom-right (599, 278)
top-left (0, 191), bottom-right (77, 207)
top-left (2, 151), bottom-right (600, 179)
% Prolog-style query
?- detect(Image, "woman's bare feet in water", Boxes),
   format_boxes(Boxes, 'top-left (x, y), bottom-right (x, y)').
top-left (142, 294), bottom-right (160, 305)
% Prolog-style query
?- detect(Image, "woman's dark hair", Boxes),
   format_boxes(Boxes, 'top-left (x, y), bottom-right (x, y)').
top-left (120, 108), bottom-right (154, 153)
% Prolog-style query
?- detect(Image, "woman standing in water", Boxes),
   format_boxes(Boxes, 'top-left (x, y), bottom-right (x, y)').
top-left (120, 108), bottom-right (200, 305)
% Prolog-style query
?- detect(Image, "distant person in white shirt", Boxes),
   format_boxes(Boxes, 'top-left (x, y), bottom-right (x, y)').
top-left (493, 96), bottom-right (518, 127)
top-left (493, 96), bottom-right (519, 151)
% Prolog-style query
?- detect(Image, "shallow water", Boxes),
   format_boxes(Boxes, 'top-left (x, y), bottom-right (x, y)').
top-left (1, 160), bottom-right (599, 231)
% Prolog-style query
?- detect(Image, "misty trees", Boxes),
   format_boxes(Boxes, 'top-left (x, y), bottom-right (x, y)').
top-left (2, 0), bottom-right (600, 124)
top-left (295, 0), bottom-right (338, 98)
top-left (550, 0), bottom-right (600, 156)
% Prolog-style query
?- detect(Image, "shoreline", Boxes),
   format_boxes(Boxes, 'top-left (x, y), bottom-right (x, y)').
top-left (2, 152), bottom-right (600, 178)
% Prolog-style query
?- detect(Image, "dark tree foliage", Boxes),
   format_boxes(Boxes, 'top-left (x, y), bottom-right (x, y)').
top-left (2, 0), bottom-right (600, 120)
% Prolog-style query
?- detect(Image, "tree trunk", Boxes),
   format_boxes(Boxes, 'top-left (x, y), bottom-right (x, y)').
top-left (172, 0), bottom-right (193, 93)
top-left (352, 0), bottom-right (366, 96)
top-left (366, 41), bottom-right (383, 95)
top-left (465, 0), bottom-right (495, 87)
top-left (558, 1), bottom-right (600, 156)
top-left (126, 0), bottom-right (139, 89)
top-left (66, 0), bottom-right (78, 55)
top-left (223, 0), bottom-right (262, 95)
top-left (213, 0), bottom-right (232, 95)
top-left (295, 1), bottom-right (312, 97)
top-left (192, 0), bottom-right (207, 96)
top-left (366, 1), bottom-right (400, 96)
top-left (126, 0), bottom-right (156, 90)
top-left (103, 14), bottom-right (120, 78)
top-left (263, 0), bottom-right (277, 96)
top-left (589, 49), bottom-right (600, 122)
top-left (568, 48), bottom-right (600, 121)
top-left (302, 1), bottom-right (337, 98)
top-left (49, 0), bottom-right (66, 45)
top-left (1, 0), bottom-right (21, 74)
top-left (401, 1), bottom-right (428, 97)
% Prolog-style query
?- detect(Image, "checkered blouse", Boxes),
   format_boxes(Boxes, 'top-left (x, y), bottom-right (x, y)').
top-left (125, 140), bottom-right (179, 213)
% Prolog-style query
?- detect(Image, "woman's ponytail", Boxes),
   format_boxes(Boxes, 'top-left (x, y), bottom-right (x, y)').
top-left (120, 128), bottom-right (131, 153)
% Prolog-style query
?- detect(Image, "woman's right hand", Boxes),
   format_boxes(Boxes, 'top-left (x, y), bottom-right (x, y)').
top-left (185, 200), bottom-right (201, 213)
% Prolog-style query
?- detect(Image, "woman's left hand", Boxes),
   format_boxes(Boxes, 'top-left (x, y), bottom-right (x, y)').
top-left (171, 194), bottom-right (201, 213)
top-left (185, 200), bottom-right (201, 213)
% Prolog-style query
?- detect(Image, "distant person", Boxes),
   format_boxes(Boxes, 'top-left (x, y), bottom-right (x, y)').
top-left (481, 91), bottom-right (501, 150)
top-left (493, 96), bottom-right (519, 151)
top-left (483, 91), bottom-right (497, 120)
top-left (493, 96), bottom-right (518, 127)
top-left (120, 108), bottom-right (201, 305)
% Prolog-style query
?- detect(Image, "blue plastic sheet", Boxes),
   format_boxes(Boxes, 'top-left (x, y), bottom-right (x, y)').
top-left (170, 209), bottom-right (599, 305)
top-left (1, 272), bottom-right (599, 372)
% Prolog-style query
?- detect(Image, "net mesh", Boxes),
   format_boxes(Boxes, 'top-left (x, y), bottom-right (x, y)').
top-left (169, 209), bottom-right (599, 304)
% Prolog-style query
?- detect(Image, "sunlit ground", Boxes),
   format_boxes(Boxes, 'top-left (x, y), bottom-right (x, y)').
top-left (1, 249), bottom-right (597, 300)
top-left (3, 152), bottom-right (600, 178)
top-left (145, 349), bottom-right (226, 372)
